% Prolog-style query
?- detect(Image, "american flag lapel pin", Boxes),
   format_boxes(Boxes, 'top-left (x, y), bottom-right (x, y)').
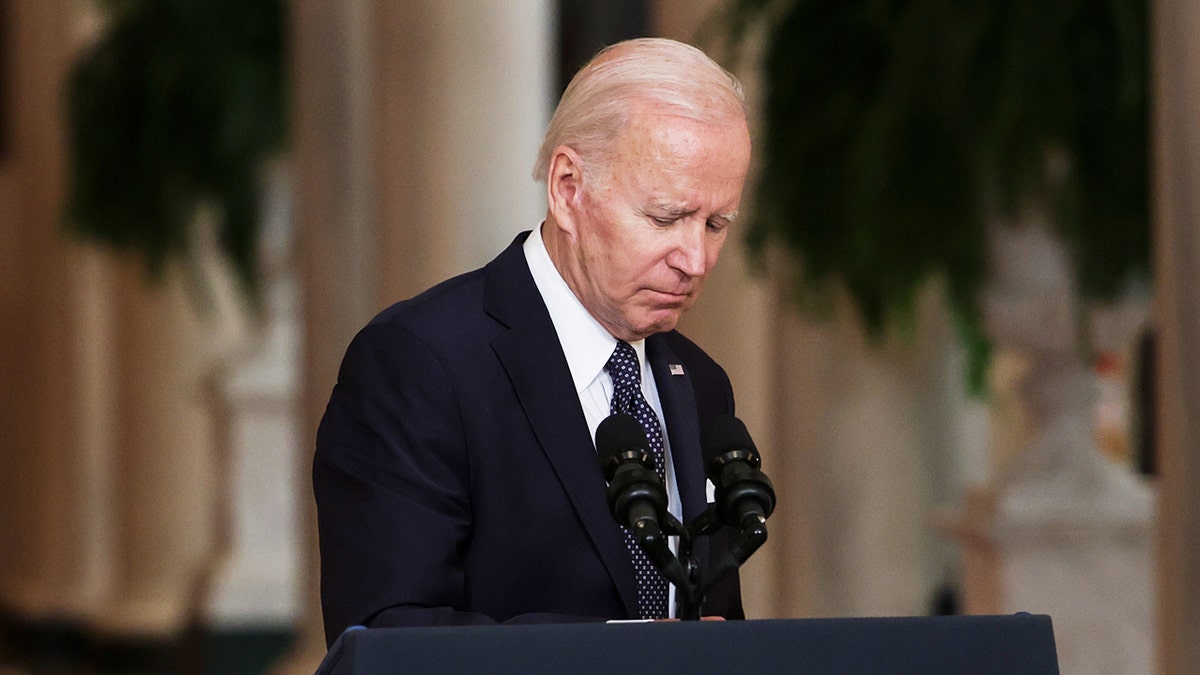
top-left (669, 364), bottom-right (685, 376)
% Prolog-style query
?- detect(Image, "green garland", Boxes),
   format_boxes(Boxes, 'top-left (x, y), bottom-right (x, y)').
top-left (722, 0), bottom-right (1149, 389)
top-left (65, 0), bottom-right (285, 301)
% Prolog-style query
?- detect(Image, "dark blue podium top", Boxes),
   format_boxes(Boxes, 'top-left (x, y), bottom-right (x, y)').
top-left (315, 614), bottom-right (1058, 674)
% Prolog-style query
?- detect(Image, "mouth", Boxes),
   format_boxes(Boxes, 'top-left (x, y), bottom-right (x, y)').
top-left (647, 288), bottom-right (693, 305)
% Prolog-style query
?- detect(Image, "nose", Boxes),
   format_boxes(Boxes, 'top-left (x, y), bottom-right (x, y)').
top-left (666, 220), bottom-right (708, 278)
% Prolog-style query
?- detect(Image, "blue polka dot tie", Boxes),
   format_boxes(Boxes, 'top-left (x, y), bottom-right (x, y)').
top-left (605, 340), bottom-right (669, 620)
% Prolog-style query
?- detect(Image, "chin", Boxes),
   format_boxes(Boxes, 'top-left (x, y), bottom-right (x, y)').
top-left (635, 315), bottom-right (683, 339)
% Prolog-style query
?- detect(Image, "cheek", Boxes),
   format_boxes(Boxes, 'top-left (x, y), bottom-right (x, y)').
top-left (578, 231), bottom-right (633, 300)
top-left (600, 251), bottom-right (641, 295)
top-left (624, 241), bottom-right (670, 277)
top-left (591, 225), bottom-right (648, 277)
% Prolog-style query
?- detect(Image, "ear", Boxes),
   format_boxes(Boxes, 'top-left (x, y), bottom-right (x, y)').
top-left (546, 145), bottom-right (586, 235)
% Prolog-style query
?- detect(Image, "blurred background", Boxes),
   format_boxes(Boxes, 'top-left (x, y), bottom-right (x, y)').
top-left (1, 0), bottom-right (1197, 673)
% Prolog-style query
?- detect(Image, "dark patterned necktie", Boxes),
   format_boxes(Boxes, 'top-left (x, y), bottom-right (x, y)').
top-left (605, 340), bottom-right (669, 620)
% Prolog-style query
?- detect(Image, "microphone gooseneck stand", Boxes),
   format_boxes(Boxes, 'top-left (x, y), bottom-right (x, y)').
top-left (667, 499), bottom-right (770, 621)
top-left (596, 412), bottom-right (776, 621)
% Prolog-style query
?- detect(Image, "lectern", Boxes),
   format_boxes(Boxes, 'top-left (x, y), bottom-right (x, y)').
top-left (315, 614), bottom-right (1058, 674)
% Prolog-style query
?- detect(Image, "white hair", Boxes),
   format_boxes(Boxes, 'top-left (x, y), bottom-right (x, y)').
top-left (532, 38), bottom-right (748, 184)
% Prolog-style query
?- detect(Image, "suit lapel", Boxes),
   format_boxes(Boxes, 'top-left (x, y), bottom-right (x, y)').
top-left (483, 235), bottom-right (639, 617)
top-left (647, 334), bottom-right (711, 568)
top-left (647, 335), bottom-right (708, 523)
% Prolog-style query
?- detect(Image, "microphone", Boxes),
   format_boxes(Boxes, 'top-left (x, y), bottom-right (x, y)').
top-left (596, 413), bottom-right (693, 608)
top-left (595, 413), bottom-right (668, 534)
top-left (701, 414), bottom-right (776, 531)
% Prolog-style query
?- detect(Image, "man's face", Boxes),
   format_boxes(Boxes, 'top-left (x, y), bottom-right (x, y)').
top-left (562, 111), bottom-right (751, 342)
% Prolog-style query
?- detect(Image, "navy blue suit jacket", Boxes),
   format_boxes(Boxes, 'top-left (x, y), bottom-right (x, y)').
top-left (314, 233), bottom-right (743, 645)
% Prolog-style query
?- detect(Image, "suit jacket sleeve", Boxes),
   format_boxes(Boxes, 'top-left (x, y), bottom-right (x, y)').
top-left (314, 322), bottom-right (605, 645)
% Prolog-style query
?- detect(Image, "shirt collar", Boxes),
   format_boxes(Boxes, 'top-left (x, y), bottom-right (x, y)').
top-left (523, 223), bottom-right (647, 393)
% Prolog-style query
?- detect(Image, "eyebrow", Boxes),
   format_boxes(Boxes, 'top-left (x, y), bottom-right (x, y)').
top-left (649, 203), bottom-right (739, 223)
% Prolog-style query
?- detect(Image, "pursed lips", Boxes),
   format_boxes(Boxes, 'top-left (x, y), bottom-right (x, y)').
top-left (645, 287), bottom-right (694, 305)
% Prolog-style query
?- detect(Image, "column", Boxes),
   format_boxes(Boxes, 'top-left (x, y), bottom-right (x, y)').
top-left (0, 0), bottom-right (107, 621)
top-left (285, 1), bottom-right (380, 668)
top-left (0, 0), bottom-right (228, 639)
top-left (282, 1), bottom-right (552, 669)
top-left (1153, 1), bottom-right (1200, 672)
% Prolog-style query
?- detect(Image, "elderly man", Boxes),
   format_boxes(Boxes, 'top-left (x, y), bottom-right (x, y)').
top-left (314, 37), bottom-right (753, 644)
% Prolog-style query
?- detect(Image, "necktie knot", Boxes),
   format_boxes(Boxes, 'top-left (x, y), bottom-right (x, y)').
top-left (605, 340), bottom-right (642, 413)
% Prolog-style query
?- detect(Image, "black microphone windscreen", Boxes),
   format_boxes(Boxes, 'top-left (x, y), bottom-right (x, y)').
top-left (700, 414), bottom-right (758, 467)
top-left (595, 413), bottom-right (650, 470)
